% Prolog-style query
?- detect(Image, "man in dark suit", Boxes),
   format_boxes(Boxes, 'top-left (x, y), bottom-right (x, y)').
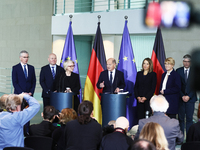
top-left (40, 53), bottom-right (65, 108)
top-left (135, 95), bottom-right (184, 150)
top-left (96, 58), bottom-right (125, 93)
top-left (12, 50), bottom-right (36, 96)
top-left (100, 116), bottom-right (133, 150)
top-left (176, 54), bottom-right (197, 135)
top-left (12, 50), bottom-right (36, 135)
top-left (29, 106), bottom-right (57, 137)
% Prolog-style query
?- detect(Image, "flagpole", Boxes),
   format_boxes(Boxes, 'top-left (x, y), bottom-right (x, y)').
top-left (98, 15), bottom-right (101, 23)
top-left (124, 16), bottom-right (128, 20)
top-left (69, 14), bottom-right (73, 21)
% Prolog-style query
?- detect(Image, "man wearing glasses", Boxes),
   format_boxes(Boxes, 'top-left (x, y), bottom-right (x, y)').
top-left (176, 54), bottom-right (197, 136)
top-left (12, 50), bottom-right (36, 135)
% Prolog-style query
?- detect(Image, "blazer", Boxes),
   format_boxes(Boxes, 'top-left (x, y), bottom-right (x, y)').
top-left (176, 67), bottom-right (197, 103)
top-left (29, 120), bottom-right (57, 137)
top-left (186, 121), bottom-right (200, 142)
top-left (159, 69), bottom-right (181, 114)
top-left (135, 112), bottom-right (184, 150)
top-left (12, 63), bottom-right (36, 95)
top-left (134, 71), bottom-right (157, 100)
top-left (40, 64), bottom-right (65, 98)
top-left (96, 69), bottom-right (125, 93)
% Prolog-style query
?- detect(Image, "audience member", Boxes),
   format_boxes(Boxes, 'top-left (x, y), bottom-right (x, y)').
top-left (176, 54), bottom-right (197, 135)
top-left (131, 139), bottom-right (156, 150)
top-left (64, 100), bottom-right (102, 149)
top-left (159, 57), bottom-right (181, 119)
top-left (186, 103), bottom-right (200, 142)
top-left (100, 116), bottom-right (133, 150)
top-left (29, 106), bottom-right (57, 137)
top-left (135, 95), bottom-right (184, 150)
top-left (102, 120), bottom-right (116, 137)
top-left (139, 122), bottom-right (169, 150)
top-left (0, 94), bottom-right (8, 111)
top-left (127, 125), bottom-right (139, 140)
top-left (52, 108), bottom-right (77, 150)
top-left (0, 93), bottom-right (40, 149)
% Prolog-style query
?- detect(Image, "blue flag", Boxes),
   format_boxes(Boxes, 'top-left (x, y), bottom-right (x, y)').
top-left (117, 20), bottom-right (138, 128)
top-left (60, 21), bottom-right (82, 102)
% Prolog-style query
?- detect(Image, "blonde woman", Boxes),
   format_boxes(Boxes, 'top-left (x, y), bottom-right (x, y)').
top-left (139, 122), bottom-right (169, 150)
top-left (159, 57), bottom-right (181, 119)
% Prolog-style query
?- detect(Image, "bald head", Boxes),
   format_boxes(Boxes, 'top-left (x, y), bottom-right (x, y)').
top-left (150, 95), bottom-right (169, 113)
top-left (48, 53), bottom-right (57, 65)
top-left (107, 58), bottom-right (116, 71)
top-left (115, 116), bottom-right (129, 130)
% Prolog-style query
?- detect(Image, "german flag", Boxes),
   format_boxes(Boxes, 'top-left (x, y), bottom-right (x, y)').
top-left (151, 27), bottom-right (166, 95)
top-left (83, 22), bottom-right (106, 124)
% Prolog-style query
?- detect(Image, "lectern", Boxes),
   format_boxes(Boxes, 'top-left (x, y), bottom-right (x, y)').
top-left (50, 92), bottom-right (74, 112)
top-left (101, 93), bottom-right (127, 127)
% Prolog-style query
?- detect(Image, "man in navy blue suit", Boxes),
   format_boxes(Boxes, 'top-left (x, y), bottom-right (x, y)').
top-left (176, 54), bottom-right (197, 135)
top-left (97, 58), bottom-right (125, 93)
top-left (12, 50), bottom-right (36, 96)
top-left (39, 53), bottom-right (65, 108)
top-left (12, 50), bottom-right (36, 135)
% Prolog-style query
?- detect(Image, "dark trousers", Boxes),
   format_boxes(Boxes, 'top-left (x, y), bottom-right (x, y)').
top-left (178, 101), bottom-right (195, 135)
top-left (137, 100), bottom-right (152, 120)
top-left (43, 97), bottom-right (51, 109)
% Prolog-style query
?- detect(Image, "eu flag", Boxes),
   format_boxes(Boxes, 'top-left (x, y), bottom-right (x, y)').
top-left (117, 20), bottom-right (138, 128)
top-left (60, 21), bottom-right (82, 102)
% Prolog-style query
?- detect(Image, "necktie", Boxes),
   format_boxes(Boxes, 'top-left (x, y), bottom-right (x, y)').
top-left (52, 67), bottom-right (55, 79)
top-left (24, 65), bottom-right (27, 79)
top-left (110, 72), bottom-right (113, 85)
top-left (185, 69), bottom-right (188, 83)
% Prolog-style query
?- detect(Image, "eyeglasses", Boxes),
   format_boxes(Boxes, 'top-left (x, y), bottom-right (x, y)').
top-left (183, 61), bottom-right (190, 63)
top-left (68, 65), bottom-right (75, 68)
top-left (164, 63), bottom-right (172, 65)
top-left (22, 56), bottom-right (29, 58)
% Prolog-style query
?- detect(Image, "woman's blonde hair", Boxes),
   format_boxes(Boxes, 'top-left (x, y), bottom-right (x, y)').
top-left (59, 108), bottom-right (77, 124)
top-left (165, 57), bottom-right (175, 66)
top-left (139, 122), bottom-right (169, 150)
top-left (63, 60), bottom-right (75, 71)
top-left (141, 58), bottom-right (153, 73)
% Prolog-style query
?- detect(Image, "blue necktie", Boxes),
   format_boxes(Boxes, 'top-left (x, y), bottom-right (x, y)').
top-left (110, 72), bottom-right (113, 85)
top-left (185, 69), bottom-right (188, 83)
top-left (24, 65), bottom-right (27, 79)
top-left (52, 67), bottom-right (55, 79)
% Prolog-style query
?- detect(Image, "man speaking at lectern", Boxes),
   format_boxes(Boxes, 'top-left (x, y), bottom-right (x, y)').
top-left (97, 58), bottom-right (125, 93)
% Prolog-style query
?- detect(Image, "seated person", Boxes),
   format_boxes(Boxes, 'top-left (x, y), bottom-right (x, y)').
top-left (52, 108), bottom-right (77, 150)
top-left (100, 117), bottom-right (133, 150)
top-left (186, 103), bottom-right (200, 142)
top-left (102, 120), bottom-right (116, 137)
top-left (64, 101), bottom-right (102, 150)
top-left (0, 94), bottom-right (8, 112)
top-left (131, 139), bottom-right (156, 150)
top-left (139, 122), bottom-right (169, 150)
top-left (29, 106), bottom-right (57, 137)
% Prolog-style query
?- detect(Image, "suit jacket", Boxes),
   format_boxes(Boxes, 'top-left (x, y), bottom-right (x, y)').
top-left (96, 69), bottom-right (125, 93)
top-left (135, 112), bottom-right (184, 150)
top-left (100, 129), bottom-right (133, 150)
top-left (12, 63), bottom-right (36, 95)
top-left (134, 71), bottom-right (157, 101)
top-left (176, 67), bottom-right (197, 103)
top-left (186, 121), bottom-right (200, 142)
top-left (29, 120), bottom-right (57, 137)
top-left (159, 69), bottom-right (181, 114)
top-left (40, 64), bottom-right (65, 98)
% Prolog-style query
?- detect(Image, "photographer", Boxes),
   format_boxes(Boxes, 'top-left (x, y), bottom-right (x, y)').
top-left (0, 93), bottom-right (40, 149)
top-left (29, 105), bottom-right (58, 137)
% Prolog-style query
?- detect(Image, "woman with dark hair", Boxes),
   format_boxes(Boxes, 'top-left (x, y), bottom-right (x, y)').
top-left (64, 101), bottom-right (102, 150)
top-left (134, 58), bottom-right (157, 119)
top-left (52, 108), bottom-right (77, 150)
top-left (186, 103), bottom-right (200, 142)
